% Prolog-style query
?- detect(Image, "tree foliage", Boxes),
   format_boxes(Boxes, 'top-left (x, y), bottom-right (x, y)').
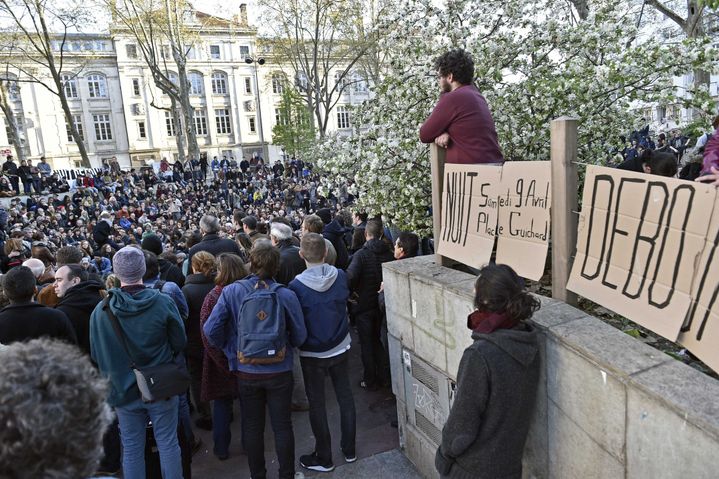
top-left (316, 0), bottom-right (718, 235)
top-left (271, 85), bottom-right (315, 159)
top-left (258, 0), bottom-right (388, 137)
top-left (0, 0), bottom-right (95, 166)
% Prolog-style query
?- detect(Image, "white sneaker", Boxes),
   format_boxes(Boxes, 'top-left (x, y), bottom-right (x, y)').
top-left (294, 473), bottom-right (306, 479)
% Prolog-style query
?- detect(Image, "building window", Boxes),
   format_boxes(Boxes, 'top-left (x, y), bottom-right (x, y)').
top-left (132, 78), bottom-right (141, 96)
top-left (210, 45), bottom-right (220, 59)
top-left (161, 45), bottom-right (171, 59)
top-left (188, 71), bottom-right (203, 95)
top-left (126, 44), bottom-right (138, 59)
top-left (193, 109), bottom-right (208, 135)
top-left (335, 71), bottom-right (347, 90)
top-left (6, 80), bottom-right (19, 101)
top-left (249, 116), bottom-right (256, 133)
top-left (352, 72), bottom-right (368, 93)
top-left (92, 113), bottom-right (112, 140)
top-left (240, 45), bottom-right (250, 59)
top-left (215, 108), bottom-right (231, 134)
top-left (337, 106), bottom-right (351, 129)
top-left (66, 114), bottom-right (84, 142)
top-left (296, 71), bottom-right (309, 90)
top-left (244, 77), bottom-right (252, 94)
top-left (165, 111), bottom-right (176, 137)
top-left (211, 72), bottom-right (227, 94)
top-left (186, 45), bottom-right (197, 60)
top-left (138, 121), bottom-right (146, 139)
top-left (62, 74), bottom-right (78, 98)
top-left (272, 74), bottom-right (284, 94)
top-left (87, 74), bottom-right (107, 98)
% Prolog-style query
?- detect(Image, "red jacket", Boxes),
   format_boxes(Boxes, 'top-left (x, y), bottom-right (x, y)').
top-left (200, 285), bottom-right (238, 401)
top-left (420, 85), bottom-right (504, 164)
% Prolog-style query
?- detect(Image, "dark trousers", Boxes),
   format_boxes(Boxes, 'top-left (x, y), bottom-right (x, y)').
top-left (238, 371), bottom-right (295, 479)
top-left (9, 176), bottom-right (18, 194)
top-left (99, 416), bottom-right (121, 472)
top-left (301, 352), bottom-right (356, 463)
top-left (187, 348), bottom-right (211, 421)
top-left (355, 309), bottom-right (387, 386)
top-left (212, 398), bottom-right (233, 457)
top-left (32, 179), bottom-right (42, 193)
top-left (21, 180), bottom-right (31, 194)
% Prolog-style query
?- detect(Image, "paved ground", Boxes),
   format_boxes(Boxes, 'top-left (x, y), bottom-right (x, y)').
top-left (191, 331), bottom-right (418, 478)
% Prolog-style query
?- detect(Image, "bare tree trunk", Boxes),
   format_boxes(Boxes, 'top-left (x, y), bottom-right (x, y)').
top-left (170, 97), bottom-right (186, 164)
top-left (175, 59), bottom-right (199, 161)
top-left (0, 83), bottom-right (27, 163)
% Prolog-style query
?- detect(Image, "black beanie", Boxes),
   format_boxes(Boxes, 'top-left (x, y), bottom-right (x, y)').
top-left (141, 234), bottom-right (163, 256)
top-left (316, 208), bottom-right (332, 225)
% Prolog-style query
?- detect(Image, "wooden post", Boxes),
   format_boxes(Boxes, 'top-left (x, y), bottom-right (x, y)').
top-left (550, 117), bottom-right (579, 306)
top-left (430, 143), bottom-right (452, 267)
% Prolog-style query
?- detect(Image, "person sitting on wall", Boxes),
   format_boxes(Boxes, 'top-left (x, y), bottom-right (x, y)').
top-left (435, 263), bottom-right (540, 479)
top-left (419, 49), bottom-right (504, 165)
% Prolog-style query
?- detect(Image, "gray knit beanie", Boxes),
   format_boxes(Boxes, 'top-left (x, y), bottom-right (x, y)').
top-left (112, 246), bottom-right (146, 284)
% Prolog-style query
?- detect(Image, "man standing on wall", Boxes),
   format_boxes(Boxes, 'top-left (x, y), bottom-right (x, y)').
top-left (419, 49), bottom-right (504, 165)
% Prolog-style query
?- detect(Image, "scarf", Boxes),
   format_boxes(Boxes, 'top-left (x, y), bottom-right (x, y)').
top-left (467, 310), bottom-right (518, 334)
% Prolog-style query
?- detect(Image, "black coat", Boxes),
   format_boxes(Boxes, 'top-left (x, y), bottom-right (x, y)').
top-left (189, 233), bottom-right (241, 263)
top-left (346, 238), bottom-right (394, 314)
top-left (0, 302), bottom-right (77, 345)
top-left (181, 273), bottom-right (216, 353)
top-left (55, 280), bottom-right (105, 355)
top-left (323, 220), bottom-right (350, 270)
top-left (276, 240), bottom-right (306, 286)
top-left (93, 220), bottom-right (112, 246)
top-left (159, 258), bottom-right (185, 288)
top-left (435, 324), bottom-right (540, 479)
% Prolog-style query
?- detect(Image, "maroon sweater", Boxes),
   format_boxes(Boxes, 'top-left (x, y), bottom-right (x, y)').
top-left (419, 85), bottom-right (504, 164)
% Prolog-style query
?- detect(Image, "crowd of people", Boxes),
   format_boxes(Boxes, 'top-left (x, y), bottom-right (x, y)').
top-left (613, 115), bottom-right (719, 181)
top-left (0, 153), bottom-right (426, 479)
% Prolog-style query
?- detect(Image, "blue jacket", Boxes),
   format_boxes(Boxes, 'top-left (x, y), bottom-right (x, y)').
top-left (89, 287), bottom-right (186, 407)
top-left (203, 275), bottom-right (307, 375)
top-left (289, 265), bottom-right (350, 355)
top-left (145, 277), bottom-right (189, 320)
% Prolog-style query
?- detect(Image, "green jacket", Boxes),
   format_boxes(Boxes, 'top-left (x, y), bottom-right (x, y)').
top-left (90, 287), bottom-right (186, 407)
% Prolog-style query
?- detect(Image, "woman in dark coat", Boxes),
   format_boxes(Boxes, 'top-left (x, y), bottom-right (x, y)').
top-left (199, 253), bottom-right (248, 460)
top-left (181, 251), bottom-right (217, 431)
top-left (436, 264), bottom-right (541, 479)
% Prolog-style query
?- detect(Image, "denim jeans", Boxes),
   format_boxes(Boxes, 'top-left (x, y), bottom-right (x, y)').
top-left (301, 352), bottom-right (356, 463)
top-left (115, 396), bottom-right (182, 479)
top-left (238, 371), bottom-right (295, 479)
top-left (212, 398), bottom-right (233, 457)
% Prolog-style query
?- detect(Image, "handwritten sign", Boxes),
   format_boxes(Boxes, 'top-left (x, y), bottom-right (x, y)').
top-left (437, 164), bottom-right (502, 269)
top-left (678, 205), bottom-right (719, 373)
top-left (568, 166), bottom-right (715, 342)
top-left (495, 162), bottom-right (552, 280)
top-left (436, 161), bottom-right (551, 280)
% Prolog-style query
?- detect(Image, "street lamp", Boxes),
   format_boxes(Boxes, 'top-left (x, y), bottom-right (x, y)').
top-left (245, 56), bottom-right (267, 162)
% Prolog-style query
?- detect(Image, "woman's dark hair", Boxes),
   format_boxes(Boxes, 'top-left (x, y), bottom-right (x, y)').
top-left (474, 263), bottom-right (539, 322)
top-left (215, 253), bottom-right (248, 286)
top-left (249, 242), bottom-right (279, 280)
top-left (142, 250), bottom-right (160, 280)
top-left (434, 49), bottom-right (475, 85)
top-left (647, 152), bottom-right (678, 177)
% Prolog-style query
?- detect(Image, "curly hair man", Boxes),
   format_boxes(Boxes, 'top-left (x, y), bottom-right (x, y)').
top-left (419, 48), bottom-right (504, 165)
top-left (0, 338), bottom-right (113, 478)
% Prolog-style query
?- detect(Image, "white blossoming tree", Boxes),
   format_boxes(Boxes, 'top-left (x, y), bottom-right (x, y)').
top-left (316, 0), bottom-right (718, 235)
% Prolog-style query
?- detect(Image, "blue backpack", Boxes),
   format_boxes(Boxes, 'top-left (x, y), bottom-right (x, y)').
top-left (236, 280), bottom-right (287, 364)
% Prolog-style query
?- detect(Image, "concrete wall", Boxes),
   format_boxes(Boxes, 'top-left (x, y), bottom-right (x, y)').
top-left (384, 256), bottom-right (719, 479)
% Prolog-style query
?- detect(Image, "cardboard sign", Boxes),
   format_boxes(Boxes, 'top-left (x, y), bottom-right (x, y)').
top-left (436, 162), bottom-right (550, 280)
top-left (678, 204), bottom-right (719, 373)
top-left (495, 162), bottom-right (551, 280)
top-left (567, 166), bottom-right (716, 341)
top-left (437, 164), bottom-right (503, 269)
